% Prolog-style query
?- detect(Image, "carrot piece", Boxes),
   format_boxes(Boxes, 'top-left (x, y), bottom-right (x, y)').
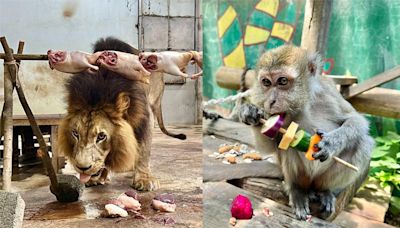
top-left (305, 134), bottom-right (322, 160)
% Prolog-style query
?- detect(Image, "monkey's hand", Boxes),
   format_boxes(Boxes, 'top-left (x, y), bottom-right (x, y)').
top-left (239, 103), bottom-right (264, 126)
top-left (313, 130), bottom-right (344, 162)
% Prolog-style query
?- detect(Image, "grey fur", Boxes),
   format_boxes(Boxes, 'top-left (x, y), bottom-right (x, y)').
top-left (239, 45), bottom-right (374, 220)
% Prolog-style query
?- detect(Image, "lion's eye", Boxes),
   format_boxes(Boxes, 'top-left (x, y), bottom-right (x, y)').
top-left (96, 132), bottom-right (107, 143)
top-left (72, 130), bottom-right (79, 139)
top-left (261, 78), bottom-right (271, 87)
top-left (277, 77), bottom-right (288, 85)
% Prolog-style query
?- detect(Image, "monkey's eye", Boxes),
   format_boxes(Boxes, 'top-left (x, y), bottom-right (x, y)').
top-left (96, 132), bottom-right (107, 143)
top-left (277, 77), bottom-right (288, 86)
top-left (261, 78), bottom-right (271, 87)
top-left (72, 129), bottom-right (79, 139)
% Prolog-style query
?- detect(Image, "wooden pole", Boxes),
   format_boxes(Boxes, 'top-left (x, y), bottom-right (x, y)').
top-left (301, 0), bottom-right (333, 55)
top-left (0, 37), bottom-right (16, 191)
top-left (0, 53), bottom-right (48, 60)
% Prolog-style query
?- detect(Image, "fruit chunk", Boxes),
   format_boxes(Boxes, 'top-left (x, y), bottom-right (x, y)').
top-left (290, 130), bottom-right (311, 152)
top-left (278, 122), bottom-right (299, 150)
top-left (230, 195), bottom-right (253, 219)
top-left (305, 134), bottom-right (322, 160)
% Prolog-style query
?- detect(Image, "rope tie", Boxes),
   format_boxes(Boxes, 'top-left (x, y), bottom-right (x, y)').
top-left (202, 90), bottom-right (252, 107)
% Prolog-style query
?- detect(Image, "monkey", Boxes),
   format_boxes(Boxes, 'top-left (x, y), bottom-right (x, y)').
top-left (238, 45), bottom-right (373, 221)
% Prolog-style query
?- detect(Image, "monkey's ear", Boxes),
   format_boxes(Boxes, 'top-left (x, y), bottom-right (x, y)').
top-left (115, 92), bottom-right (130, 114)
top-left (307, 52), bottom-right (323, 76)
top-left (147, 54), bottom-right (158, 64)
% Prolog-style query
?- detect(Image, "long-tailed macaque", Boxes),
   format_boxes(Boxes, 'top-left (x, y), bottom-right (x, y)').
top-left (239, 45), bottom-right (373, 220)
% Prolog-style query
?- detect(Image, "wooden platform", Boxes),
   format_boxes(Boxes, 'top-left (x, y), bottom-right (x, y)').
top-left (203, 118), bottom-right (395, 228)
top-left (14, 126), bottom-right (202, 228)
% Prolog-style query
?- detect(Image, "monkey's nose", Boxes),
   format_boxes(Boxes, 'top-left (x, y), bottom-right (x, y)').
top-left (77, 165), bottom-right (92, 171)
top-left (270, 100), bottom-right (276, 108)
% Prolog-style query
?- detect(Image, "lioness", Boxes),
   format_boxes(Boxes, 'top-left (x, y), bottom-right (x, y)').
top-left (58, 38), bottom-right (158, 191)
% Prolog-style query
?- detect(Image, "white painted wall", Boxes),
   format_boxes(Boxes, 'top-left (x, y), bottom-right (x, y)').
top-left (0, 0), bottom-right (200, 124)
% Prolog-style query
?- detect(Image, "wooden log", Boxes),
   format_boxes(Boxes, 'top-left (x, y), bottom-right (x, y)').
top-left (203, 182), bottom-right (339, 228)
top-left (215, 66), bottom-right (357, 90)
top-left (0, 37), bottom-right (16, 191)
top-left (346, 65), bottom-right (400, 99)
top-left (0, 53), bottom-right (48, 60)
top-left (348, 87), bottom-right (400, 119)
top-left (215, 66), bottom-right (256, 90)
top-left (239, 177), bottom-right (288, 205)
top-left (301, 0), bottom-right (333, 54)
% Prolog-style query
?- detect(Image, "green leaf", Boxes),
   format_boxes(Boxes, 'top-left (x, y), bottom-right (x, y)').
top-left (389, 196), bottom-right (400, 215)
top-left (371, 147), bottom-right (390, 159)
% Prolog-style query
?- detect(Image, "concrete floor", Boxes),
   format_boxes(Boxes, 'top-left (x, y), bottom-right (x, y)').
top-left (6, 125), bottom-right (202, 228)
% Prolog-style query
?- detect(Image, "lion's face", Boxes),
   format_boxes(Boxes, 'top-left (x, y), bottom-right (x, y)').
top-left (64, 111), bottom-right (115, 176)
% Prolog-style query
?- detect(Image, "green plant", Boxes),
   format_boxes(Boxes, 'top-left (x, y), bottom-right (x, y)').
top-left (369, 131), bottom-right (400, 215)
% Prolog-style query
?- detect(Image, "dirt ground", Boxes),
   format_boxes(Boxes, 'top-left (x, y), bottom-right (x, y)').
top-left (8, 125), bottom-right (202, 228)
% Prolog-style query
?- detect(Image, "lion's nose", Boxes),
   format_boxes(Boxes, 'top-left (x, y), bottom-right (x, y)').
top-left (77, 165), bottom-right (92, 171)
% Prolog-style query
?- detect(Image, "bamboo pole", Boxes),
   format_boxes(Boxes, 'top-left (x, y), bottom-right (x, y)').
top-left (0, 37), bottom-right (16, 191)
top-left (0, 53), bottom-right (48, 60)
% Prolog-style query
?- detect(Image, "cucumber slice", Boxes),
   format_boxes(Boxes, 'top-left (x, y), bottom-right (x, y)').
top-left (290, 130), bottom-right (311, 152)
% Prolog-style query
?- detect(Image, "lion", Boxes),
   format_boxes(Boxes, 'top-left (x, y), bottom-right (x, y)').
top-left (58, 38), bottom-right (158, 191)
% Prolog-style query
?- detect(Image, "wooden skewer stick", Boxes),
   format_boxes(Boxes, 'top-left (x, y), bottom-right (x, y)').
top-left (259, 119), bottom-right (359, 172)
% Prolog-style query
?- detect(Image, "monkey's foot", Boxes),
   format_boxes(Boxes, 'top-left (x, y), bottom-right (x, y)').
top-left (132, 174), bottom-right (159, 191)
top-left (290, 190), bottom-right (311, 220)
top-left (318, 191), bottom-right (336, 219)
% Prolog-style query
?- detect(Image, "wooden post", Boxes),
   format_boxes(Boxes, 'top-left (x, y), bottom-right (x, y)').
top-left (1, 37), bottom-right (16, 191)
top-left (301, 0), bottom-right (333, 55)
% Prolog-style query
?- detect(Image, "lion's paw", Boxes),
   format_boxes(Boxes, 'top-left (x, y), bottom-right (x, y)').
top-left (132, 176), bottom-right (159, 191)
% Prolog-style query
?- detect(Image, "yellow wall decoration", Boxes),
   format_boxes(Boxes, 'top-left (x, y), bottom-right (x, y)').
top-left (255, 0), bottom-right (279, 17)
top-left (271, 22), bottom-right (294, 42)
top-left (223, 40), bottom-right (246, 68)
top-left (218, 6), bottom-right (237, 38)
top-left (244, 25), bottom-right (271, 45)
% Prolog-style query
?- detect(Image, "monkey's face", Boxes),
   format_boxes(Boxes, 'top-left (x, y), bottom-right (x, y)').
top-left (254, 68), bottom-right (308, 115)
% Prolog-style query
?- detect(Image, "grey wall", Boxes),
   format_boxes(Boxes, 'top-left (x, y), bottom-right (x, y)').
top-left (139, 0), bottom-right (202, 124)
top-left (0, 0), bottom-right (201, 124)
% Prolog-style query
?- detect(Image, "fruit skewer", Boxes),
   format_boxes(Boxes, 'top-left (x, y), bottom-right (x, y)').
top-left (259, 115), bottom-right (359, 172)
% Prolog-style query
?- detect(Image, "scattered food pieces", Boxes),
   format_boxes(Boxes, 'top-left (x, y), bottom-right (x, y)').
top-left (229, 217), bottom-right (237, 226)
top-left (118, 193), bottom-right (141, 211)
top-left (231, 195), bottom-right (253, 220)
top-left (262, 207), bottom-right (273, 217)
top-left (218, 145), bottom-right (234, 153)
top-left (214, 143), bottom-right (265, 164)
top-left (152, 194), bottom-right (177, 212)
top-left (306, 215), bottom-right (312, 222)
top-left (102, 204), bottom-right (128, 218)
top-left (243, 153), bottom-right (262, 160)
top-left (124, 190), bottom-right (139, 200)
top-left (227, 156), bottom-right (236, 164)
top-left (243, 158), bottom-right (252, 163)
top-left (153, 217), bottom-right (176, 225)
